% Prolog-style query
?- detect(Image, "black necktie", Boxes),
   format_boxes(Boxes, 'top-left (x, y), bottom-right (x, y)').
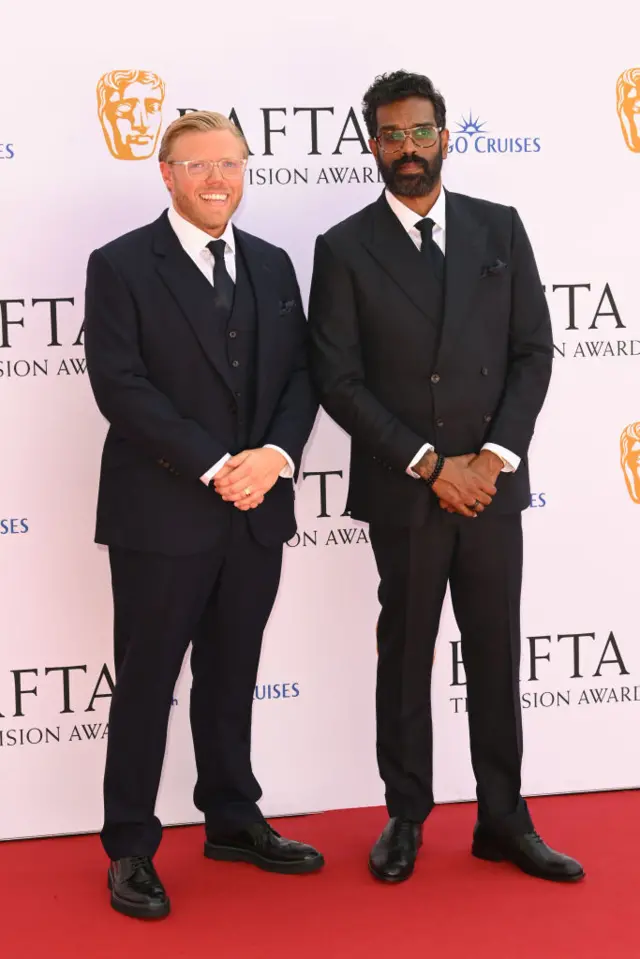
top-left (415, 217), bottom-right (444, 285)
top-left (207, 239), bottom-right (235, 320)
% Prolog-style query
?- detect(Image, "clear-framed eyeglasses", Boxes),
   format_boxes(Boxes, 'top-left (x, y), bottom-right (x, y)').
top-left (376, 125), bottom-right (442, 154)
top-left (167, 158), bottom-right (248, 180)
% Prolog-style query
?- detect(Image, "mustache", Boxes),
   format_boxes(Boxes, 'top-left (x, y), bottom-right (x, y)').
top-left (391, 153), bottom-right (431, 175)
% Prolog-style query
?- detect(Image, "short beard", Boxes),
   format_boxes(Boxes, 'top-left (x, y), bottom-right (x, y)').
top-left (377, 150), bottom-right (443, 197)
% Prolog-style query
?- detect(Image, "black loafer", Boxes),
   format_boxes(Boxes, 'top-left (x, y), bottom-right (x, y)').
top-left (472, 824), bottom-right (585, 883)
top-left (108, 856), bottom-right (170, 918)
top-left (204, 822), bottom-right (324, 875)
top-left (369, 818), bottom-right (423, 883)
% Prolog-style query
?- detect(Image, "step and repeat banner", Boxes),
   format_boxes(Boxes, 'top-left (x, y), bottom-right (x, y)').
top-left (1, 3), bottom-right (639, 839)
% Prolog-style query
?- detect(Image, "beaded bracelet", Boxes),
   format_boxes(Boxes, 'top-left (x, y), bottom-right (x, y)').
top-left (424, 453), bottom-right (445, 488)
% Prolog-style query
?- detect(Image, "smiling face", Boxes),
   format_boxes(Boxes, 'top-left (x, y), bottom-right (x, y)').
top-left (160, 128), bottom-right (247, 237)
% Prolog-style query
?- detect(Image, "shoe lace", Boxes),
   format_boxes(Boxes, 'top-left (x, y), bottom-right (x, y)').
top-left (395, 820), bottom-right (420, 844)
top-left (397, 821), bottom-right (415, 836)
top-left (130, 856), bottom-right (151, 872)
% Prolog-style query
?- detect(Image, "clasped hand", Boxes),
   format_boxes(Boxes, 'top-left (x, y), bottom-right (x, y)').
top-left (417, 451), bottom-right (501, 518)
top-left (213, 448), bottom-right (287, 510)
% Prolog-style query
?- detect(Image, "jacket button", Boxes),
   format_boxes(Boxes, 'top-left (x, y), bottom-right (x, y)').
top-left (481, 366), bottom-right (489, 376)
top-left (229, 330), bottom-right (237, 339)
top-left (430, 373), bottom-right (440, 384)
top-left (436, 418), bottom-right (444, 428)
top-left (483, 413), bottom-right (492, 423)
top-left (231, 360), bottom-right (240, 368)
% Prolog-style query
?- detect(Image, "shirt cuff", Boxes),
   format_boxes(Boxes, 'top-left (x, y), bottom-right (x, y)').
top-left (482, 443), bottom-right (520, 473)
top-left (407, 443), bottom-right (434, 479)
top-left (264, 444), bottom-right (295, 479)
top-left (200, 453), bottom-right (231, 485)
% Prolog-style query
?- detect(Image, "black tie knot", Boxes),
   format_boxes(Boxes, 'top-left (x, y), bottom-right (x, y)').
top-left (415, 217), bottom-right (435, 241)
top-left (207, 239), bottom-right (227, 262)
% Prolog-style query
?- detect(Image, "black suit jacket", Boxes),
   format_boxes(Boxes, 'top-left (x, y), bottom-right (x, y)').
top-left (84, 211), bottom-right (317, 554)
top-left (308, 190), bottom-right (553, 526)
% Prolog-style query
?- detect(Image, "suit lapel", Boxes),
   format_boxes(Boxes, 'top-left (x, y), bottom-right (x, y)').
top-left (437, 192), bottom-right (487, 366)
top-left (234, 228), bottom-right (280, 443)
top-left (362, 194), bottom-right (441, 324)
top-left (152, 212), bottom-right (235, 392)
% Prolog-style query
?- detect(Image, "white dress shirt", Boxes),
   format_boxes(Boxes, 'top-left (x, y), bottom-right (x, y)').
top-left (166, 205), bottom-right (294, 485)
top-left (384, 189), bottom-right (520, 476)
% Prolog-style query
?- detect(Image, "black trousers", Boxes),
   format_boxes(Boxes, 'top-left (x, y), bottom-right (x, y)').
top-left (370, 508), bottom-right (532, 836)
top-left (101, 512), bottom-right (283, 860)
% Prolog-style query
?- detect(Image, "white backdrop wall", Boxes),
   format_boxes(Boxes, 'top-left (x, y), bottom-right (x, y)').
top-left (1, 1), bottom-right (639, 840)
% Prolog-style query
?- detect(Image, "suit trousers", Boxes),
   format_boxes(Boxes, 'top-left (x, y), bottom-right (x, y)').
top-left (369, 507), bottom-right (533, 836)
top-left (101, 509), bottom-right (283, 860)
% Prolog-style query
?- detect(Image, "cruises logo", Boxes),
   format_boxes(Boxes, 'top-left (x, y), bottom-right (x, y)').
top-left (0, 518), bottom-right (28, 535)
top-left (254, 682), bottom-right (300, 701)
top-left (448, 111), bottom-right (541, 156)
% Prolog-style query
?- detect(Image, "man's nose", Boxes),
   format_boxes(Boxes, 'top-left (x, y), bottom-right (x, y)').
top-left (204, 162), bottom-right (225, 184)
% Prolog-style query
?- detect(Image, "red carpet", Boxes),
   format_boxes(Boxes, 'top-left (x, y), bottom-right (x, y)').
top-left (1, 793), bottom-right (638, 959)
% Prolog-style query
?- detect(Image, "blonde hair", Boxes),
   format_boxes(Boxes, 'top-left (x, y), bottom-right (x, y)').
top-left (97, 70), bottom-right (165, 115)
top-left (159, 111), bottom-right (248, 162)
top-left (620, 421), bottom-right (640, 503)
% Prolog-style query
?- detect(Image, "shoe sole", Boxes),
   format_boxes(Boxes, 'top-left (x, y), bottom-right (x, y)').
top-left (472, 842), bottom-right (586, 883)
top-left (368, 861), bottom-right (414, 884)
top-left (107, 873), bottom-right (171, 919)
top-left (204, 842), bottom-right (324, 875)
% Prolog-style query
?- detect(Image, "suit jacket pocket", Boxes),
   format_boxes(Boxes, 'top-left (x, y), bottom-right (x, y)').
top-left (101, 433), bottom-right (150, 470)
top-left (279, 299), bottom-right (297, 315)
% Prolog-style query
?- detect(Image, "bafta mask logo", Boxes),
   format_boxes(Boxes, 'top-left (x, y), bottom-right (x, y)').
top-left (97, 70), bottom-right (166, 160)
top-left (616, 68), bottom-right (640, 153)
top-left (620, 422), bottom-right (640, 503)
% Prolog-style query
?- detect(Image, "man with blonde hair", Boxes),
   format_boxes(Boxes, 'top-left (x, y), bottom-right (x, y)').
top-left (85, 110), bottom-right (322, 919)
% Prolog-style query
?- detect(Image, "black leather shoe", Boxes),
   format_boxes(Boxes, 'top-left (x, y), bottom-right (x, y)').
top-left (369, 818), bottom-right (423, 883)
top-left (204, 822), bottom-right (324, 874)
top-left (108, 856), bottom-right (170, 918)
top-left (472, 824), bottom-right (585, 882)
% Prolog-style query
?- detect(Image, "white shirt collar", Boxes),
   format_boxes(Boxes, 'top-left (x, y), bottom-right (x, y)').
top-left (385, 186), bottom-right (447, 237)
top-left (167, 205), bottom-right (236, 258)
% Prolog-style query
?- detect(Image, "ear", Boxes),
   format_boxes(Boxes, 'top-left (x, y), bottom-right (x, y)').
top-left (369, 137), bottom-right (379, 161)
top-left (440, 128), bottom-right (450, 158)
top-left (159, 161), bottom-right (173, 193)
